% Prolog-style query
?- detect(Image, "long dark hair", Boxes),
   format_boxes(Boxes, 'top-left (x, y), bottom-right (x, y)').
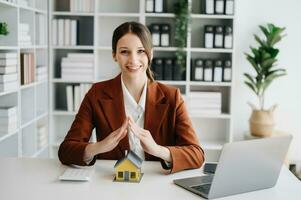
top-left (112, 21), bottom-right (154, 82)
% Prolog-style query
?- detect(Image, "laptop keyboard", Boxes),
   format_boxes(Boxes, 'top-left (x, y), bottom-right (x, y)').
top-left (191, 184), bottom-right (211, 194)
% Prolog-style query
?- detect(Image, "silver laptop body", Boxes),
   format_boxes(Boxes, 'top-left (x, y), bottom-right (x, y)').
top-left (174, 135), bottom-right (292, 199)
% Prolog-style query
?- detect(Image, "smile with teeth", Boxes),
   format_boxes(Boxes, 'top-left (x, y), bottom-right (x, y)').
top-left (126, 65), bottom-right (141, 71)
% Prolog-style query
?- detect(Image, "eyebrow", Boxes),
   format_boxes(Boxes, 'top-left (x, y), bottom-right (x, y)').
top-left (118, 47), bottom-right (145, 50)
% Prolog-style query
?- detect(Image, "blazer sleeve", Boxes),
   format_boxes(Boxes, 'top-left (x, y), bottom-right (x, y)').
top-left (166, 89), bottom-right (205, 173)
top-left (58, 85), bottom-right (97, 166)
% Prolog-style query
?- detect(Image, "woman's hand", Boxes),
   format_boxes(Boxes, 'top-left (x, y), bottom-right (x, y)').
top-left (128, 117), bottom-right (171, 162)
top-left (84, 117), bottom-right (129, 160)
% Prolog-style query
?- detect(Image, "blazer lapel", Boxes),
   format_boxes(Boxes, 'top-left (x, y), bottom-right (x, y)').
top-left (97, 74), bottom-right (129, 154)
top-left (144, 81), bottom-right (169, 144)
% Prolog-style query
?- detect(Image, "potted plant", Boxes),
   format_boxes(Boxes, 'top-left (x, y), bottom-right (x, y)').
top-left (244, 23), bottom-right (286, 137)
top-left (0, 22), bottom-right (9, 36)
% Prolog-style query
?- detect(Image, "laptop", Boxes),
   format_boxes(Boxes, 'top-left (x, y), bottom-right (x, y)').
top-left (174, 135), bottom-right (292, 199)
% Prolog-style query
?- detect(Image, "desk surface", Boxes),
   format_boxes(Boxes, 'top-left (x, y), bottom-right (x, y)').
top-left (0, 158), bottom-right (300, 200)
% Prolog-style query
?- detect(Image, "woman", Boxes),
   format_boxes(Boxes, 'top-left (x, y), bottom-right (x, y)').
top-left (58, 21), bottom-right (204, 173)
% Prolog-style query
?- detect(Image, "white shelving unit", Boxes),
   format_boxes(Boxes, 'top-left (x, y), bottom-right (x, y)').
top-left (0, 0), bottom-right (49, 158)
top-left (49, 0), bottom-right (235, 161)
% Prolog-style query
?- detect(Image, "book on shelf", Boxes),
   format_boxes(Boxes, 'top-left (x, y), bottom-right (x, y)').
top-left (0, 58), bottom-right (17, 66)
top-left (0, 53), bottom-right (17, 59)
top-left (37, 125), bottom-right (48, 149)
top-left (70, 0), bottom-right (94, 12)
top-left (53, 19), bottom-right (78, 46)
top-left (0, 113), bottom-right (18, 134)
top-left (58, 19), bottom-right (64, 45)
top-left (19, 23), bottom-right (32, 46)
top-left (0, 123), bottom-right (18, 135)
top-left (52, 19), bottom-right (58, 45)
top-left (36, 14), bottom-right (47, 45)
top-left (0, 58), bottom-right (18, 91)
top-left (60, 53), bottom-right (94, 81)
top-left (0, 106), bottom-right (17, 117)
top-left (20, 53), bottom-right (35, 85)
top-left (189, 91), bottom-right (222, 115)
top-left (64, 19), bottom-right (71, 46)
top-left (36, 65), bottom-right (48, 82)
top-left (0, 81), bottom-right (18, 92)
top-left (0, 65), bottom-right (17, 74)
top-left (0, 73), bottom-right (18, 82)
top-left (66, 85), bottom-right (74, 112)
top-left (65, 84), bottom-right (92, 112)
top-left (18, 0), bottom-right (29, 7)
top-left (67, 53), bottom-right (94, 59)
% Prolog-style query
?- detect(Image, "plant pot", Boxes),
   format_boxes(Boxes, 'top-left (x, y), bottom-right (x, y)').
top-left (249, 109), bottom-right (275, 137)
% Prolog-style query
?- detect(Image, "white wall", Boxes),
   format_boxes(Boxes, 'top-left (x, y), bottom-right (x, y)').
top-left (233, 0), bottom-right (301, 162)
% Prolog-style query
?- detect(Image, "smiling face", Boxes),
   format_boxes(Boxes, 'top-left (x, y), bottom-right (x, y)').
top-left (113, 33), bottom-right (151, 81)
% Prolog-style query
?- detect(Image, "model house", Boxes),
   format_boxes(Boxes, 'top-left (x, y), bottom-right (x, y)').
top-left (114, 150), bottom-right (143, 182)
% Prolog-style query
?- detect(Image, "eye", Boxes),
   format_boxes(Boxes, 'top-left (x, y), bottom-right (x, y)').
top-left (120, 50), bottom-right (129, 55)
top-left (137, 49), bottom-right (145, 54)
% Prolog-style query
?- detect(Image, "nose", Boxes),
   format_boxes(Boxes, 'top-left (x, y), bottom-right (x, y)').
top-left (128, 52), bottom-right (139, 65)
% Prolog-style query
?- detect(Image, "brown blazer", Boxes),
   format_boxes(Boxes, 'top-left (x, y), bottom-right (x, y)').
top-left (58, 74), bottom-right (204, 173)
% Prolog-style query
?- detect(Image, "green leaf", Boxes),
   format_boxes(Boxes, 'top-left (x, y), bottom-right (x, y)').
top-left (259, 25), bottom-right (269, 39)
top-left (243, 73), bottom-right (256, 85)
top-left (245, 53), bottom-right (260, 73)
top-left (254, 34), bottom-right (265, 46)
top-left (251, 47), bottom-right (260, 59)
top-left (261, 58), bottom-right (277, 69)
top-left (244, 81), bottom-right (258, 95)
top-left (262, 73), bottom-right (286, 92)
top-left (266, 69), bottom-right (286, 77)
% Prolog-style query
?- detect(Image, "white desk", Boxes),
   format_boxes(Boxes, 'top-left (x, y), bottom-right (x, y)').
top-left (0, 158), bottom-right (300, 200)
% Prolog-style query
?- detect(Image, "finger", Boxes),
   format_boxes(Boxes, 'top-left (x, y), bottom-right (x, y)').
top-left (121, 117), bottom-right (129, 130)
top-left (128, 119), bottom-right (139, 130)
top-left (117, 129), bottom-right (128, 142)
top-left (114, 118), bottom-right (129, 137)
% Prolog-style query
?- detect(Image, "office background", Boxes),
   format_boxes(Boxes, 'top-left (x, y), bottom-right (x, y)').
top-left (0, 0), bottom-right (300, 166)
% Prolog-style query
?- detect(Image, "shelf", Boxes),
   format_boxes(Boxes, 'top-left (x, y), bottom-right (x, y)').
top-left (52, 11), bottom-right (94, 16)
top-left (145, 13), bottom-right (175, 18)
top-left (97, 13), bottom-right (140, 17)
top-left (34, 8), bottom-right (47, 14)
top-left (52, 78), bottom-right (94, 83)
top-left (36, 80), bottom-right (48, 86)
top-left (0, 0), bottom-right (18, 8)
top-left (153, 47), bottom-right (186, 52)
top-left (0, 129), bottom-right (18, 143)
top-left (158, 81), bottom-right (187, 86)
top-left (189, 113), bottom-right (231, 119)
top-left (0, 90), bottom-right (18, 97)
top-left (21, 118), bottom-right (36, 129)
top-left (190, 48), bottom-right (233, 53)
top-left (19, 45), bottom-right (35, 49)
top-left (191, 14), bottom-right (234, 19)
top-left (19, 5), bottom-right (36, 12)
top-left (35, 45), bottom-right (48, 49)
top-left (0, 46), bottom-right (19, 50)
top-left (36, 112), bottom-right (49, 121)
top-left (96, 46), bottom-right (112, 50)
top-left (20, 82), bottom-right (36, 90)
top-left (0, 0), bottom-right (49, 158)
top-left (32, 145), bottom-right (49, 158)
top-left (189, 81), bottom-right (232, 87)
top-left (52, 45), bottom-right (94, 50)
top-left (53, 110), bottom-right (76, 116)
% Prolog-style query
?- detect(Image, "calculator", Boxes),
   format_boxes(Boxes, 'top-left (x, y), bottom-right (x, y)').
top-left (59, 167), bottom-right (93, 181)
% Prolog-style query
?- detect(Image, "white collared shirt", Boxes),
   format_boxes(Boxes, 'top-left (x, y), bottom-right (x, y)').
top-left (121, 76), bottom-right (147, 160)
